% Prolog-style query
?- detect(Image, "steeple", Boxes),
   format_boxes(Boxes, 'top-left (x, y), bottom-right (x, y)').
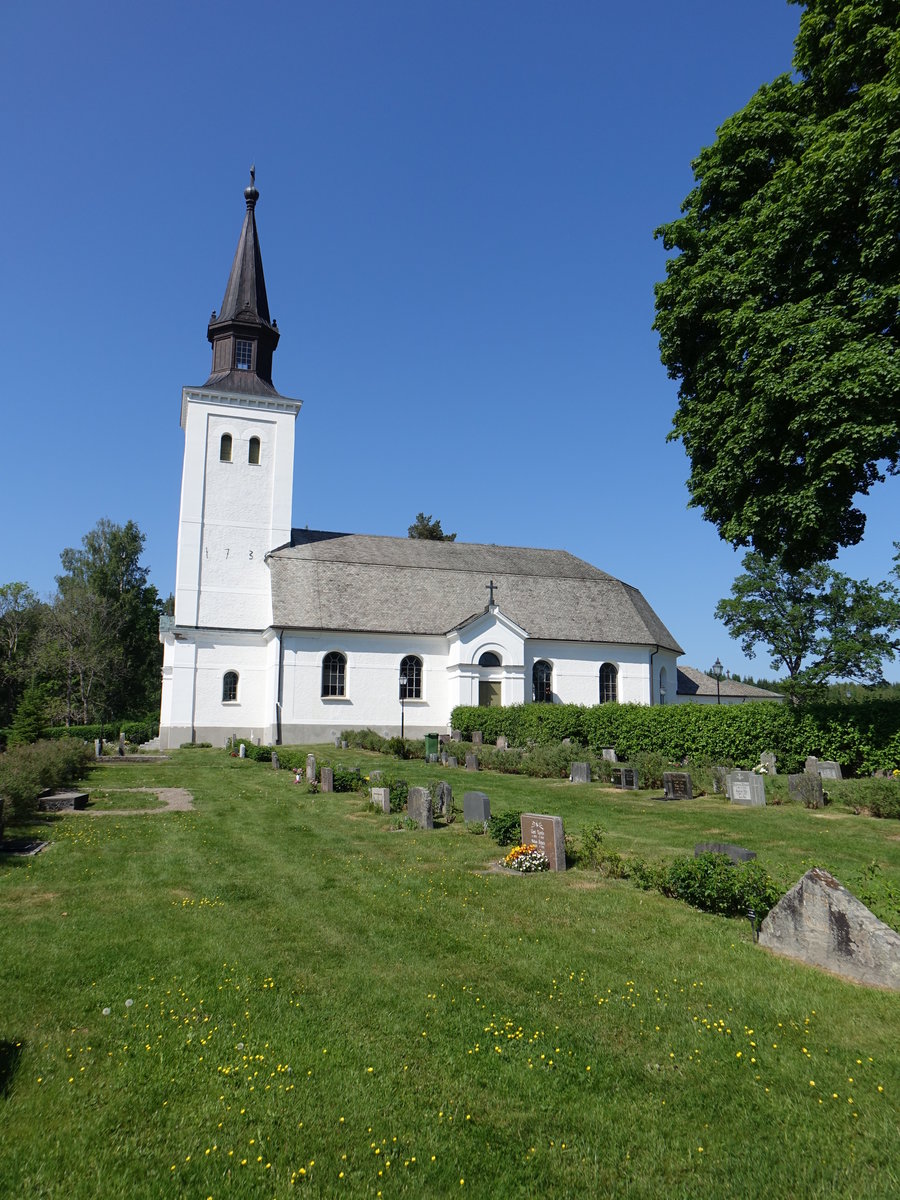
top-left (203, 168), bottom-right (283, 397)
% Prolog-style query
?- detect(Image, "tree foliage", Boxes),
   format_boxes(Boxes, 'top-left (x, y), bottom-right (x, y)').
top-left (715, 551), bottom-right (900, 703)
top-left (0, 582), bottom-right (43, 727)
top-left (407, 512), bottom-right (456, 541)
top-left (654, 0), bottom-right (900, 569)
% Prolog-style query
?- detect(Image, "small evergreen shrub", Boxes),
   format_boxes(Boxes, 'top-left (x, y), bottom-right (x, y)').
top-left (487, 810), bottom-right (523, 847)
top-left (180, 741), bottom-right (213, 750)
top-left (660, 853), bottom-right (781, 919)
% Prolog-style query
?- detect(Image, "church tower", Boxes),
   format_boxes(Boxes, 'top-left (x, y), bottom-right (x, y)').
top-left (173, 171), bottom-right (301, 630)
top-left (159, 173), bottom-right (301, 747)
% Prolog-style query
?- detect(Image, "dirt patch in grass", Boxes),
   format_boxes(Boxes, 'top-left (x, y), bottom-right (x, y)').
top-left (79, 788), bottom-right (194, 815)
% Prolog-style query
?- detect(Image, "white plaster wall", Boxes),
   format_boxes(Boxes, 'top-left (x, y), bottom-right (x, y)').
top-left (525, 641), bottom-right (651, 706)
top-left (280, 631), bottom-right (451, 738)
top-left (175, 389), bottom-right (298, 631)
top-left (158, 629), bottom-right (271, 746)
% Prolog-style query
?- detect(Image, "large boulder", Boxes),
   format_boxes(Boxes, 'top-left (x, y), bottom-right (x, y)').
top-left (759, 868), bottom-right (900, 991)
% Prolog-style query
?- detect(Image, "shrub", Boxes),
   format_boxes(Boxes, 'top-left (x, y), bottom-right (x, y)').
top-left (487, 810), bottom-right (523, 847)
top-left (385, 737), bottom-right (410, 760)
top-left (661, 853), bottom-right (782, 920)
top-left (42, 719), bottom-right (159, 746)
top-left (868, 785), bottom-right (900, 820)
top-left (341, 729), bottom-right (391, 753)
top-left (180, 741), bottom-right (213, 750)
top-left (629, 750), bottom-right (669, 789)
top-left (377, 774), bottom-right (410, 813)
top-left (0, 738), bottom-right (94, 838)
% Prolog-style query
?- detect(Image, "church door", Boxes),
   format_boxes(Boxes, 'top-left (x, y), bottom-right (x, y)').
top-left (478, 681), bottom-right (502, 707)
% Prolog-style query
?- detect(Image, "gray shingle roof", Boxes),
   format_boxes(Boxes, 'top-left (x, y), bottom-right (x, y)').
top-left (268, 529), bottom-right (683, 652)
top-left (676, 666), bottom-right (784, 701)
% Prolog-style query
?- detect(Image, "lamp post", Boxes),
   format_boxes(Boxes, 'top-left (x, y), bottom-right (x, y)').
top-left (709, 658), bottom-right (724, 705)
top-left (399, 673), bottom-right (407, 740)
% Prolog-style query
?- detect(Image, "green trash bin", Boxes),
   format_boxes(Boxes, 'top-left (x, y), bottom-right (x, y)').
top-left (424, 733), bottom-right (440, 758)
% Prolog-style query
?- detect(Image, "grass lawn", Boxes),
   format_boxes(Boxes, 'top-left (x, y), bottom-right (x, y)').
top-left (1, 747), bottom-right (898, 1199)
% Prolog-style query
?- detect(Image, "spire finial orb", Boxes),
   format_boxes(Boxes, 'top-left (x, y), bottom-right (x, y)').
top-left (244, 164), bottom-right (259, 208)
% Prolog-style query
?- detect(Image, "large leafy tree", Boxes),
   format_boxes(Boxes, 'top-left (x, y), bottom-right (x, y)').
top-left (0, 582), bottom-right (43, 726)
top-left (715, 551), bottom-right (900, 703)
top-left (654, 1), bottom-right (900, 569)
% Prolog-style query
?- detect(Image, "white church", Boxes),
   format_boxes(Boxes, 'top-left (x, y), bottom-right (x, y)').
top-left (159, 177), bottom-right (705, 749)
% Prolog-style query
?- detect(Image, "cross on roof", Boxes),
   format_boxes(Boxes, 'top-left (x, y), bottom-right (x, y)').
top-left (486, 579), bottom-right (498, 606)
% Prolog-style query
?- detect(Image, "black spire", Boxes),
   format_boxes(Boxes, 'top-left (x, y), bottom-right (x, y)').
top-left (203, 168), bottom-right (282, 397)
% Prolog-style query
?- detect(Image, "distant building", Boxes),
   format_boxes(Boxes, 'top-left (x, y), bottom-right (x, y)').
top-left (159, 177), bottom-right (688, 747)
top-left (675, 666), bottom-right (785, 705)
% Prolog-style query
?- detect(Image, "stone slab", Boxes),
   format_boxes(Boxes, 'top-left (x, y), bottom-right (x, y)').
top-left (496, 735), bottom-right (508, 750)
top-left (320, 767), bottom-right (334, 793)
top-left (613, 767), bottom-right (639, 790)
top-left (465, 754), bottom-right (479, 771)
top-left (306, 754), bottom-right (316, 783)
top-left (463, 791), bottom-right (491, 823)
top-left (726, 770), bottom-right (766, 807)
top-left (663, 771), bottom-right (693, 801)
top-left (407, 786), bottom-right (434, 829)
top-left (760, 751), bottom-right (777, 775)
top-left (451, 730), bottom-right (462, 742)
top-left (570, 761), bottom-right (591, 784)
top-left (818, 760), bottom-right (843, 781)
top-left (759, 868), bottom-right (900, 990)
top-left (520, 812), bottom-right (566, 871)
top-left (789, 773), bottom-right (824, 808)
top-left (38, 790), bottom-right (89, 812)
top-left (433, 780), bottom-right (453, 818)
top-left (601, 747), bottom-right (617, 762)
top-left (471, 731), bottom-right (483, 746)
top-left (448, 756), bottom-right (458, 769)
top-left (694, 842), bottom-right (757, 864)
top-left (371, 787), bottom-right (391, 813)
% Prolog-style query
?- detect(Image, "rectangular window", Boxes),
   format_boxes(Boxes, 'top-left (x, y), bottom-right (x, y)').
top-left (235, 339), bottom-right (253, 370)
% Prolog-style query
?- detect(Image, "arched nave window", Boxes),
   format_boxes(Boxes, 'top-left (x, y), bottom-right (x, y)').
top-left (248, 436), bottom-right (261, 465)
top-left (322, 651), bottom-right (346, 697)
top-left (219, 433), bottom-right (233, 462)
top-left (532, 660), bottom-right (552, 703)
top-left (659, 666), bottom-right (668, 705)
top-left (399, 655), bottom-right (422, 699)
top-left (599, 662), bottom-right (618, 704)
top-left (222, 671), bottom-right (238, 702)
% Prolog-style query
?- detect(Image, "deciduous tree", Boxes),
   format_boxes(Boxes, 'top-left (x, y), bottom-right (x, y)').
top-left (654, 0), bottom-right (900, 569)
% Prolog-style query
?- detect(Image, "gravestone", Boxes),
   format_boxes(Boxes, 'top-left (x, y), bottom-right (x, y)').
top-left (333, 737), bottom-right (341, 748)
top-left (472, 731), bottom-right (483, 746)
top-left (760, 751), bottom-right (777, 775)
top-left (451, 730), bottom-right (462, 742)
top-left (694, 842), bottom-right (757, 864)
top-left (601, 747), bottom-right (617, 762)
top-left (613, 767), bottom-right (639, 790)
top-left (94, 739), bottom-right (102, 759)
top-left (726, 770), bottom-right (766, 807)
top-left (496, 735), bottom-right (508, 750)
top-left (520, 813), bottom-right (566, 872)
top-left (341, 740), bottom-right (348, 750)
top-left (804, 755), bottom-right (819, 775)
top-left (371, 787), bottom-right (390, 814)
top-left (407, 786), bottom-right (434, 829)
top-left (463, 791), bottom-right (491, 823)
top-left (239, 743), bottom-right (246, 759)
top-left (441, 752), bottom-right (449, 765)
top-left (271, 752), bottom-right (280, 770)
top-left (369, 769), bottom-right (382, 782)
top-left (711, 765), bottom-right (728, 795)
top-left (439, 734), bottom-right (450, 746)
top-left (118, 731), bottom-right (126, 757)
top-left (662, 771), bottom-right (693, 801)
top-left (465, 754), bottom-right (479, 771)
top-left (433, 780), bottom-right (453, 818)
top-left (818, 760), bottom-right (843, 781)
top-left (759, 868), bottom-right (900, 991)
top-left (789, 773), bottom-right (824, 809)
top-left (448, 756), bottom-right (458, 769)
top-left (570, 762), bottom-right (591, 784)
top-left (306, 754), bottom-right (317, 783)
top-left (320, 767), bottom-right (334, 793)
top-left (427, 754), bottom-right (439, 764)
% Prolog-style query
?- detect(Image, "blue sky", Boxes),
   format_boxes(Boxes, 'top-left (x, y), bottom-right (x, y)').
top-left (2, 0), bottom-right (897, 681)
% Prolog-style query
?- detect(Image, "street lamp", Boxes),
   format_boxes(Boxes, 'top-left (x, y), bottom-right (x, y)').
top-left (709, 657), bottom-right (724, 705)
top-left (399, 673), bottom-right (408, 740)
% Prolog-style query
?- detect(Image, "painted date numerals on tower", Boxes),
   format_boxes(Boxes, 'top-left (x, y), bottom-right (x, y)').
top-left (203, 547), bottom-right (256, 560)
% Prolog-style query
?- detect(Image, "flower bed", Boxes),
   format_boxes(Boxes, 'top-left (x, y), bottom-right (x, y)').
top-left (503, 843), bottom-right (549, 873)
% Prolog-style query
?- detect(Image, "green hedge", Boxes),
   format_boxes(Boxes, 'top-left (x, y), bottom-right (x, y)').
top-left (449, 701), bottom-right (900, 776)
top-left (41, 719), bottom-right (159, 746)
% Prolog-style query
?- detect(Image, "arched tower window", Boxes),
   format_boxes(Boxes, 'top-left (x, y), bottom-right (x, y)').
top-left (222, 671), bottom-right (238, 702)
top-left (599, 662), bottom-right (618, 704)
top-left (532, 660), bottom-right (552, 703)
top-left (478, 651), bottom-right (501, 667)
top-left (399, 655), bottom-right (422, 699)
top-left (248, 436), bottom-right (260, 465)
top-left (322, 651), bottom-right (346, 697)
top-left (659, 666), bottom-right (668, 706)
top-left (219, 433), bottom-right (233, 462)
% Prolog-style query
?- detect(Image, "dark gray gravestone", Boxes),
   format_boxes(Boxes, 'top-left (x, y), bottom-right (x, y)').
top-left (448, 756), bottom-right (458, 769)
top-left (465, 754), bottom-right (479, 771)
top-left (818, 761), bottom-right (843, 781)
top-left (601, 747), bottom-right (617, 762)
top-left (407, 786), bottom-right (434, 829)
top-left (694, 842), bottom-right (757, 864)
top-left (306, 754), bottom-right (317, 783)
top-left (789, 772), bottom-right (824, 809)
top-left (496, 735), bottom-right (508, 750)
top-left (320, 767), bottom-right (334, 793)
top-left (726, 770), bottom-right (766, 807)
top-left (439, 734), bottom-right (450, 746)
top-left (472, 731), bottom-right (483, 746)
top-left (570, 762), bottom-right (591, 784)
top-left (804, 755), bottom-right (819, 775)
top-left (613, 767), bottom-right (639, 790)
top-left (451, 730), bottom-right (462, 742)
top-left (441, 752), bottom-right (449, 765)
top-left (760, 751), bottom-right (777, 775)
top-left (371, 787), bottom-right (390, 813)
top-left (433, 781), bottom-right (453, 818)
top-left (463, 791), bottom-right (491, 822)
top-left (663, 772), bottom-right (693, 801)
top-left (520, 813), bottom-right (566, 871)
top-left (427, 754), bottom-right (439, 764)
top-left (271, 752), bottom-right (280, 770)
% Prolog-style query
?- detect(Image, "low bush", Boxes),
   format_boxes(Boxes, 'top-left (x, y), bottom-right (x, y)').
top-left (180, 741), bottom-right (213, 750)
top-left (487, 810), bottom-right (523, 847)
top-left (660, 853), bottom-right (782, 920)
top-left (0, 738), bottom-right (94, 837)
top-left (43, 719), bottom-right (159, 746)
